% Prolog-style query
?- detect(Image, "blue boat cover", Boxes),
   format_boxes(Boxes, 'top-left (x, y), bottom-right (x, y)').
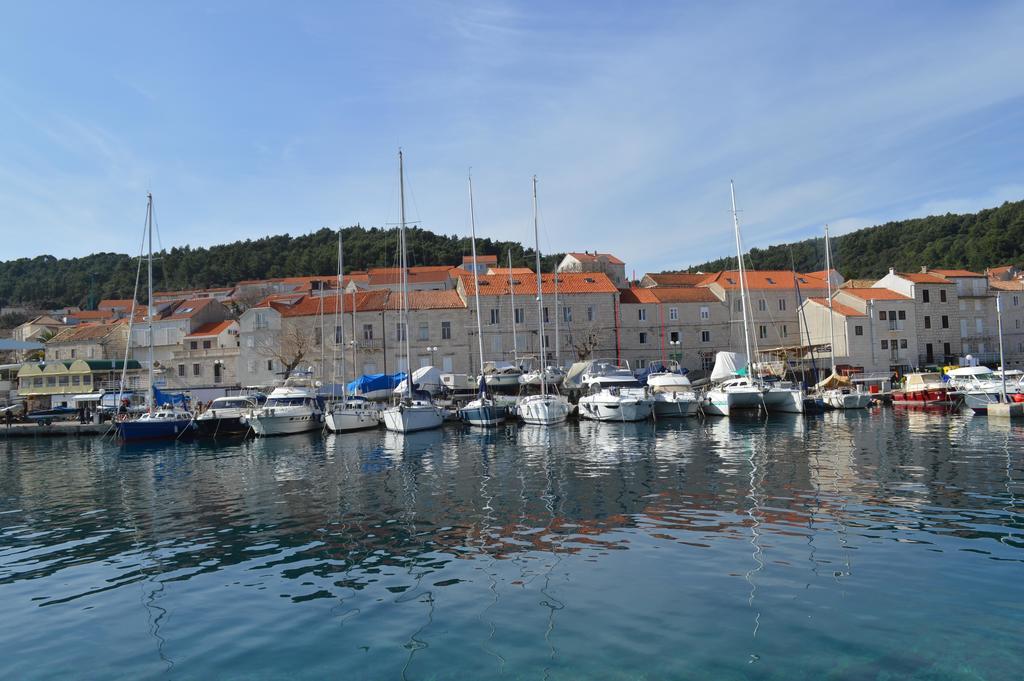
top-left (347, 372), bottom-right (407, 395)
top-left (154, 386), bottom-right (189, 407)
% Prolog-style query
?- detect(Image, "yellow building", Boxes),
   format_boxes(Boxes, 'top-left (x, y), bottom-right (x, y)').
top-left (17, 359), bottom-right (143, 407)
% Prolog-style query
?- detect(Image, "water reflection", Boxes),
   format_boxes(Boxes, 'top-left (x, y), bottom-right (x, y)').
top-left (2, 415), bottom-right (1024, 679)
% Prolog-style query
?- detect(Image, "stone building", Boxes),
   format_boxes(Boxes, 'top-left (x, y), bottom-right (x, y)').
top-left (45, 321), bottom-right (128, 363)
top-left (873, 269), bottom-right (960, 365)
top-left (557, 252), bottom-right (628, 289)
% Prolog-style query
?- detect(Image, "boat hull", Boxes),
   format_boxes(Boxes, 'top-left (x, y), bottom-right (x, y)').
top-left (578, 396), bottom-right (653, 422)
top-left (459, 403), bottom-right (507, 427)
top-left (823, 391), bottom-right (872, 410)
top-left (703, 388), bottom-right (765, 417)
top-left (325, 407), bottom-right (380, 432)
top-left (652, 393), bottom-right (699, 417)
top-left (382, 403), bottom-right (444, 433)
top-left (892, 388), bottom-right (959, 406)
top-left (517, 395), bottom-right (570, 425)
top-left (195, 416), bottom-right (251, 437)
top-left (117, 418), bottom-right (195, 442)
top-left (250, 411), bottom-right (322, 436)
top-left (764, 388), bottom-right (805, 414)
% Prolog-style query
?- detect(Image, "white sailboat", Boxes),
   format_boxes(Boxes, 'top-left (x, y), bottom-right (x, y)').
top-left (326, 228), bottom-right (381, 432)
top-left (704, 183), bottom-right (770, 416)
top-left (816, 224), bottom-right (871, 410)
top-left (460, 172), bottom-right (506, 427)
top-left (516, 176), bottom-right (570, 426)
top-left (381, 150), bottom-right (444, 434)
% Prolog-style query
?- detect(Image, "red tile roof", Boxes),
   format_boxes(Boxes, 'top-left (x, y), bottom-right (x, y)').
top-left (896, 272), bottom-right (953, 285)
top-left (487, 267), bottom-right (535, 276)
top-left (619, 288), bottom-right (660, 304)
top-left (458, 271), bottom-right (619, 296)
top-left (98, 299), bottom-right (136, 311)
top-left (274, 291), bottom-right (391, 317)
top-left (367, 267), bottom-right (454, 285)
top-left (642, 272), bottom-right (711, 287)
top-left (988, 280), bottom-right (1024, 291)
top-left (462, 254), bottom-right (498, 264)
top-left (186, 320), bottom-right (237, 338)
top-left (649, 287), bottom-right (721, 303)
top-left (383, 290), bottom-right (466, 311)
top-left (701, 270), bottom-right (828, 291)
top-left (48, 321), bottom-right (124, 343)
top-left (567, 252), bottom-right (625, 265)
top-left (164, 298), bottom-right (217, 320)
top-left (67, 309), bottom-right (117, 321)
top-left (842, 287), bottom-right (912, 301)
top-left (807, 298), bottom-right (866, 318)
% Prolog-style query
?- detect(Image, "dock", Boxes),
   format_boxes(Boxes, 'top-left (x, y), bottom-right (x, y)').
top-left (1, 422), bottom-right (110, 438)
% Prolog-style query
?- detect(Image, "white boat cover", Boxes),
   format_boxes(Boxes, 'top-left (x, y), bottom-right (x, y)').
top-left (393, 366), bottom-right (443, 395)
top-left (710, 352), bottom-right (747, 382)
top-left (562, 361), bottom-right (593, 390)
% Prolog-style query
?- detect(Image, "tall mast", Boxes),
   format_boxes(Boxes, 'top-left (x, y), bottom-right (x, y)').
top-left (533, 176), bottom-right (546, 396)
top-left (509, 250), bottom-right (518, 367)
top-left (997, 293), bottom-right (1007, 401)
top-left (146, 192), bottom-right (154, 411)
top-left (399, 150), bottom-right (412, 400)
top-left (468, 172), bottom-right (487, 398)
top-left (337, 228), bottom-right (347, 404)
top-left (554, 263), bottom-right (561, 368)
top-left (824, 224), bottom-right (837, 376)
top-left (730, 181), bottom-right (754, 381)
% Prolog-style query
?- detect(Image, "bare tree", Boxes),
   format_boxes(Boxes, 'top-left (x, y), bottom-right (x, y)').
top-left (255, 322), bottom-right (314, 376)
top-left (230, 285), bottom-right (274, 317)
top-left (570, 322), bottom-right (604, 361)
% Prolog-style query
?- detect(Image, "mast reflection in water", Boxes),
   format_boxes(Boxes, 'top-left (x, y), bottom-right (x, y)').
top-left (2, 412), bottom-right (1023, 679)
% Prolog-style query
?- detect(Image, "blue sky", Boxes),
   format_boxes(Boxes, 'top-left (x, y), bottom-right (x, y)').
top-left (1, 1), bottom-right (1022, 275)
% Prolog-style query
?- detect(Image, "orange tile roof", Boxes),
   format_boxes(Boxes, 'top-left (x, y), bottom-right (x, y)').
top-left (67, 309), bottom-right (117, 321)
top-left (98, 299), bottom-right (136, 311)
top-left (462, 254), bottom-right (498, 264)
top-left (701, 270), bottom-right (828, 291)
top-left (383, 290), bottom-right (466, 311)
top-left (186, 320), bottom-right (237, 337)
top-left (842, 287), bottom-right (912, 301)
top-left (807, 298), bottom-right (866, 318)
top-left (48, 321), bottom-right (124, 343)
top-left (643, 272), bottom-right (711, 287)
top-left (164, 298), bottom-right (216, 320)
top-left (567, 252), bottom-right (625, 265)
top-left (274, 291), bottom-right (392, 317)
top-left (619, 288), bottom-right (660, 304)
top-left (367, 268), bottom-right (454, 285)
top-left (989, 280), bottom-right (1024, 291)
top-left (931, 268), bottom-right (984, 278)
top-left (458, 271), bottom-right (619, 296)
top-left (649, 287), bottom-right (721, 303)
top-left (487, 267), bottom-right (534, 276)
top-left (896, 272), bottom-right (952, 284)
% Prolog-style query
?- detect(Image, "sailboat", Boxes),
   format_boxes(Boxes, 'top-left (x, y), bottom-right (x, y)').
top-left (116, 193), bottom-right (196, 441)
top-left (326, 228), bottom-right (381, 432)
top-left (381, 150), bottom-right (444, 434)
top-left (515, 176), bottom-right (570, 426)
top-left (460, 172), bottom-right (507, 427)
top-left (703, 183), bottom-right (770, 417)
top-left (816, 224), bottom-right (871, 409)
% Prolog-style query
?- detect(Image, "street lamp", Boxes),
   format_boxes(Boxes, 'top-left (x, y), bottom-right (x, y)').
top-left (427, 346), bottom-right (439, 366)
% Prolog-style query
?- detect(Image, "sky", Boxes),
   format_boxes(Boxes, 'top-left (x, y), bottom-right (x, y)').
top-left (1, 1), bottom-right (1023, 276)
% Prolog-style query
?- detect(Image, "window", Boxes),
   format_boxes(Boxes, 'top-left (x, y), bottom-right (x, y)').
top-left (516, 308), bottom-right (526, 324)
top-left (442, 356), bottom-right (454, 372)
top-left (213, 363), bottom-right (222, 383)
top-left (72, 375), bottom-right (80, 386)
top-left (700, 330), bottom-right (710, 343)
top-left (177, 364), bottom-right (185, 377)
top-left (563, 307), bottom-right (572, 323)
top-left (363, 324), bottom-right (374, 341)
top-left (203, 340), bottom-right (212, 349)
top-left (543, 307), bottom-right (549, 323)
top-left (855, 325), bottom-right (863, 336)
top-left (900, 339), bottom-right (908, 349)
top-left (735, 299), bottom-right (742, 312)
top-left (881, 340), bottom-right (889, 350)
top-left (898, 310), bottom-right (906, 320)
top-left (941, 315), bottom-right (949, 329)
top-left (58, 376), bottom-right (68, 386)
top-left (192, 363), bottom-right (201, 376)
top-left (960, 319), bottom-right (968, 337)
top-left (925, 316), bottom-right (931, 329)
top-left (757, 299), bottom-right (767, 312)
top-left (254, 311), bottom-right (268, 330)
top-left (491, 335), bottom-right (502, 354)
top-left (669, 307), bottom-right (679, 321)
top-left (46, 376), bottom-right (56, 387)
top-left (670, 331), bottom-right (680, 343)
top-left (267, 359), bottom-right (274, 371)
top-left (974, 300), bottom-right (982, 312)
top-left (418, 322), bottom-right (429, 341)
top-left (758, 325), bottom-right (767, 340)
top-left (70, 349), bottom-right (76, 359)
top-left (441, 321), bottom-right (451, 340)
top-left (778, 299), bottom-right (786, 311)
top-left (943, 342), bottom-right (951, 357)
top-left (490, 308), bottom-right (500, 325)
top-left (396, 322), bottom-right (406, 341)
top-left (190, 341), bottom-right (198, 350)
top-left (702, 354), bottom-right (715, 372)
top-left (246, 336), bottom-right (254, 348)
top-left (636, 358), bottom-right (648, 369)
top-left (639, 332), bottom-right (648, 344)
top-left (638, 308), bottom-right (646, 321)
top-left (314, 326), bottom-right (322, 346)
top-left (1014, 295), bottom-right (1020, 307)
top-left (923, 289), bottom-right (930, 303)
top-left (940, 289), bottom-right (947, 303)
top-left (586, 306), bottom-right (595, 322)
top-left (698, 306), bottom-right (708, 320)
top-left (780, 324), bottom-right (788, 338)
top-left (879, 311), bottom-right (887, 321)
top-left (54, 350), bottom-right (60, 360)
top-left (334, 326), bottom-right (344, 344)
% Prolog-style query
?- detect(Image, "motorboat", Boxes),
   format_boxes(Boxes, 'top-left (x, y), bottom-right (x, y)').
top-left (578, 359), bottom-right (639, 392)
top-left (646, 371), bottom-right (699, 417)
top-left (946, 365), bottom-right (1019, 413)
top-left (516, 393), bottom-right (570, 425)
top-left (117, 404), bottom-right (195, 441)
top-left (519, 365), bottom-right (565, 387)
top-left (480, 361), bottom-right (524, 389)
top-left (195, 394), bottom-right (265, 437)
top-left (891, 372), bottom-right (960, 407)
top-left (326, 395), bottom-right (381, 432)
top-left (578, 385), bottom-right (653, 422)
top-left (249, 374), bottom-right (324, 436)
top-left (703, 376), bottom-right (768, 416)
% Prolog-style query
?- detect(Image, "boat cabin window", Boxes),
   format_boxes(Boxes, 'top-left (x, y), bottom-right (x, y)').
top-left (266, 397), bottom-right (308, 407)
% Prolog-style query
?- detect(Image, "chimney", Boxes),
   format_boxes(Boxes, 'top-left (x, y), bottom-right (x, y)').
top-left (920, 266), bottom-right (928, 273)
top-left (889, 267), bottom-right (895, 276)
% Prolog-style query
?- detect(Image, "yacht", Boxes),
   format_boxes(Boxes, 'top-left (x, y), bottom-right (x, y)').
top-left (579, 359), bottom-right (639, 392)
top-left (195, 394), bottom-right (264, 437)
top-left (480, 361), bottom-right (524, 390)
top-left (647, 370), bottom-right (699, 417)
top-left (250, 374), bottom-right (324, 436)
top-left (381, 150), bottom-right (444, 434)
top-left (118, 404), bottom-right (196, 441)
top-left (946, 365), bottom-right (1018, 413)
top-left (578, 385), bottom-right (653, 422)
top-left (891, 372), bottom-right (960, 407)
top-left (519, 364), bottom-right (565, 387)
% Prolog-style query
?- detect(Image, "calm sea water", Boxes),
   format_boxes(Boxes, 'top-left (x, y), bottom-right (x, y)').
top-left (2, 409), bottom-right (1022, 680)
